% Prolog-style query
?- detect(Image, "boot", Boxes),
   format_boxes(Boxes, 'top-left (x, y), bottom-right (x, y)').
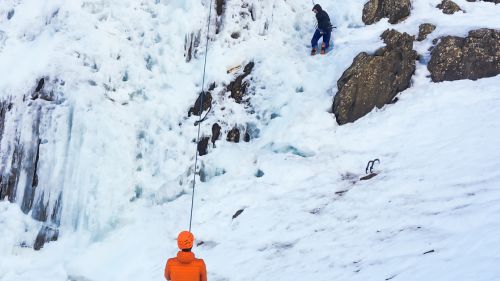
top-left (311, 48), bottom-right (317, 56)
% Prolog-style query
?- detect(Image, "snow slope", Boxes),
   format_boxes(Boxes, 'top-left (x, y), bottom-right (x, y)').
top-left (1, 0), bottom-right (500, 280)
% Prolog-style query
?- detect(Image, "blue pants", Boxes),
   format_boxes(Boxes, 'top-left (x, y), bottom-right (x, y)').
top-left (311, 29), bottom-right (332, 49)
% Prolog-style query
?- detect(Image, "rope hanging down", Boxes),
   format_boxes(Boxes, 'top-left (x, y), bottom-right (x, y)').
top-left (189, 0), bottom-right (214, 233)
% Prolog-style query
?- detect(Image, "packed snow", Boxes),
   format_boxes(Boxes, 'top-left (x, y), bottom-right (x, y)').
top-left (1, 0), bottom-right (500, 280)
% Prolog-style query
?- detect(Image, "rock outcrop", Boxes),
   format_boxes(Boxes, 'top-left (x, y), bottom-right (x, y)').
top-left (226, 128), bottom-right (240, 143)
top-left (186, 61), bottom-right (256, 157)
top-left (189, 92), bottom-right (212, 117)
top-left (1, 77), bottom-right (68, 250)
top-left (428, 28), bottom-right (500, 82)
top-left (437, 0), bottom-right (464, 14)
top-left (216, 0), bottom-right (225, 16)
top-left (417, 23), bottom-right (437, 41)
top-left (227, 61), bottom-right (254, 103)
top-left (333, 29), bottom-right (418, 125)
top-left (197, 137), bottom-right (210, 156)
top-left (34, 225), bottom-right (59, 251)
top-left (188, 61), bottom-right (254, 120)
top-left (188, 83), bottom-right (216, 117)
top-left (362, 0), bottom-right (412, 25)
top-left (1, 98), bottom-right (43, 212)
top-left (215, 0), bottom-right (226, 34)
top-left (211, 123), bottom-right (221, 147)
top-left (184, 31), bottom-right (201, 63)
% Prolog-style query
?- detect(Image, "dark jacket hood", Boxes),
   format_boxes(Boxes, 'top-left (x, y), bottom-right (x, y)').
top-left (313, 4), bottom-right (323, 12)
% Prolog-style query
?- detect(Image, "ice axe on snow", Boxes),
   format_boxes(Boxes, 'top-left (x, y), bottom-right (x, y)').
top-left (365, 159), bottom-right (380, 174)
top-left (360, 159), bottom-right (380, 181)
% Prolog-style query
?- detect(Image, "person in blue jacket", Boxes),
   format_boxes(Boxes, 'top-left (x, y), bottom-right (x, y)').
top-left (311, 4), bottom-right (333, 55)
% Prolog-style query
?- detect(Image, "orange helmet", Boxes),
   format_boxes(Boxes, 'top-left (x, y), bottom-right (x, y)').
top-left (177, 231), bottom-right (194, 250)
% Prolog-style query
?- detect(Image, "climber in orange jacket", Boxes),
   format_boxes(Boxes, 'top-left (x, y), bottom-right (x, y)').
top-left (165, 231), bottom-right (207, 281)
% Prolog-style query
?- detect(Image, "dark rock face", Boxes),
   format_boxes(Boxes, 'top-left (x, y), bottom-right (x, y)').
top-left (197, 137), bottom-right (210, 156)
top-left (31, 77), bottom-right (55, 102)
top-left (211, 123), bottom-right (221, 147)
top-left (186, 62), bottom-right (256, 156)
top-left (333, 29), bottom-right (418, 125)
top-left (34, 225), bottom-right (59, 250)
top-left (243, 130), bottom-right (250, 142)
top-left (428, 28), bottom-right (500, 82)
top-left (0, 100), bottom-right (8, 146)
top-left (1, 98), bottom-right (42, 210)
top-left (216, 0), bottom-right (225, 16)
top-left (188, 92), bottom-right (212, 117)
top-left (417, 23), bottom-right (437, 41)
top-left (35, 78), bottom-right (45, 92)
top-left (437, 0), bottom-right (464, 14)
top-left (1, 78), bottom-right (67, 250)
top-left (231, 32), bottom-right (240, 39)
top-left (227, 62), bottom-right (254, 103)
top-left (227, 128), bottom-right (240, 143)
top-left (362, 0), bottom-right (412, 25)
top-left (188, 83), bottom-right (216, 117)
top-left (184, 31), bottom-right (201, 63)
top-left (215, 0), bottom-right (226, 34)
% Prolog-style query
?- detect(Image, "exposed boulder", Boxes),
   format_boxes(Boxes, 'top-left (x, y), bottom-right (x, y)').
top-left (34, 225), bottom-right (59, 250)
top-left (188, 91), bottom-right (212, 117)
top-left (215, 0), bottom-right (226, 34)
top-left (211, 123), bottom-right (221, 147)
top-left (362, 0), bottom-right (412, 25)
top-left (188, 83), bottom-right (216, 117)
top-left (197, 137), bottom-right (210, 156)
top-left (216, 0), bottom-right (225, 16)
top-left (428, 28), bottom-right (500, 82)
top-left (227, 127), bottom-right (240, 143)
top-left (31, 77), bottom-right (56, 102)
top-left (243, 129), bottom-right (250, 142)
top-left (417, 23), bottom-right (437, 41)
top-left (333, 29), bottom-right (418, 125)
top-left (437, 0), bottom-right (464, 14)
top-left (231, 32), bottom-right (240, 39)
top-left (227, 62), bottom-right (254, 103)
top-left (35, 78), bottom-right (45, 92)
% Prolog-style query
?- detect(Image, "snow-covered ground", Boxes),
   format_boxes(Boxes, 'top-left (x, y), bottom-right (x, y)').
top-left (1, 0), bottom-right (500, 280)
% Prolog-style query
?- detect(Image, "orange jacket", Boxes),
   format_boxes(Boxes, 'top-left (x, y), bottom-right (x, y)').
top-left (165, 251), bottom-right (207, 281)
